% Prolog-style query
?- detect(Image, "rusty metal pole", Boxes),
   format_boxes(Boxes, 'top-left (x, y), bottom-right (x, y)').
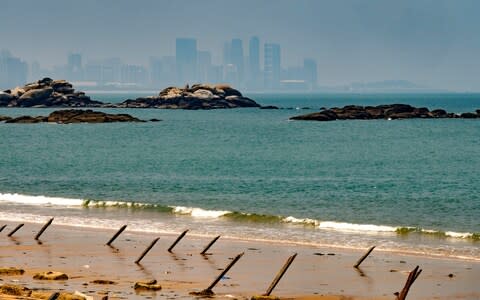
top-left (206, 252), bottom-right (244, 291)
top-left (264, 253), bottom-right (298, 296)
top-left (200, 235), bottom-right (221, 255)
top-left (135, 237), bottom-right (160, 264)
top-left (35, 218), bottom-right (54, 240)
top-left (7, 223), bottom-right (24, 237)
top-left (0, 224), bottom-right (6, 233)
top-left (167, 229), bottom-right (189, 252)
top-left (106, 224), bottom-right (127, 246)
top-left (354, 246), bottom-right (375, 268)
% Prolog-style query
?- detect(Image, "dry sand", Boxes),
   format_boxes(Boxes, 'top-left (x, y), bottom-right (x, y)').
top-left (0, 221), bottom-right (479, 299)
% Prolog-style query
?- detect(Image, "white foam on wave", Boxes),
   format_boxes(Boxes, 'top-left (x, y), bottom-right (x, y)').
top-left (445, 231), bottom-right (475, 239)
top-left (0, 193), bottom-right (84, 206)
top-left (318, 221), bottom-right (397, 233)
top-left (170, 206), bottom-right (231, 218)
top-left (283, 216), bottom-right (319, 226)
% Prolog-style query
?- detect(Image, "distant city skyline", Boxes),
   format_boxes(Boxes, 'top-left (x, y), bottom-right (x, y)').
top-left (1, 0), bottom-right (479, 91)
top-left (1, 36), bottom-right (321, 91)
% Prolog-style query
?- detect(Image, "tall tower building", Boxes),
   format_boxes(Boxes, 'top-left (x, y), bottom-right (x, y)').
top-left (264, 43), bottom-right (281, 89)
top-left (230, 39), bottom-right (244, 86)
top-left (248, 36), bottom-right (260, 89)
top-left (303, 58), bottom-right (318, 91)
top-left (176, 38), bottom-right (197, 85)
top-left (0, 50), bottom-right (28, 89)
top-left (67, 53), bottom-right (83, 81)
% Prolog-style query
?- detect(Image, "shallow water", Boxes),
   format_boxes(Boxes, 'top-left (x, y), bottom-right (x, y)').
top-left (1, 93), bottom-right (479, 260)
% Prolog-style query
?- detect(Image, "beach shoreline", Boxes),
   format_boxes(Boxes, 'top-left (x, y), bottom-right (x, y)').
top-left (1, 220), bottom-right (479, 299)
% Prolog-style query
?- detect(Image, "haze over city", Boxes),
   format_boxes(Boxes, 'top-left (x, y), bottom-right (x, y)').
top-left (1, 0), bottom-right (479, 91)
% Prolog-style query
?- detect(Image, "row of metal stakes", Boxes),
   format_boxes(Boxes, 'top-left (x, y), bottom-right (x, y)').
top-left (1, 219), bottom-right (421, 300)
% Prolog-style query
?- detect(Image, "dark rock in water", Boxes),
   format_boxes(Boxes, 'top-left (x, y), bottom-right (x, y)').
top-left (149, 118), bottom-right (161, 122)
top-left (290, 104), bottom-right (480, 121)
top-left (0, 115), bottom-right (12, 122)
top-left (5, 116), bottom-right (47, 123)
top-left (116, 84), bottom-right (260, 109)
top-left (260, 105), bottom-right (279, 109)
top-left (3, 109), bottom-right (150, 124)
top-left (430, 109), bottom-right (448, 118)
top-left (0, 92), bottom-right (14, 106)
top-left (0, 78), bottom-right (102, 107)
top-left (460, 112), bottom-right (478, 118)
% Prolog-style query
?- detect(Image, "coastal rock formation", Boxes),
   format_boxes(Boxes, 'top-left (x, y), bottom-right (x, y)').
top-left (2, 109), bottom-right (151, 124)
top-left (0, 267), bottom-right (25, 276)
top-left (116, 84), bottom-right (260, 109)
top-left (1, 78), bottom-right (102, 107)
top-left (33, 271), bottom-right (69, 280)
top-left (290, 104), bottom-right (480, 121)
top-left (134, 279), bottom-right (162, 291)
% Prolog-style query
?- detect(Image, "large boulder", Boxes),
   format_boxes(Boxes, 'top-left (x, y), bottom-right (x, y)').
top-left (18, 87), bottom-right (54, 107)
top-left (0, 92), bottom-right (14, 106)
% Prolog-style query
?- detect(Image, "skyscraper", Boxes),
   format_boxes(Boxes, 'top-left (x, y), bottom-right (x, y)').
top-left (230, 39), bottom-right (244, 86)
top-left (176, 38), bottom-right (197, 85)
top-left (264, 43), bottom-right (281, 89)
top-left (303, 58), bottom-right (318, 91)
top-left (0, 50), bottom-right (28, 89)
top-left (67, 53), bottom-right (83, 81)
top-left (197, 51), bottom-right (212, 83)
top-left (248, 36), bottom-right (260, 89)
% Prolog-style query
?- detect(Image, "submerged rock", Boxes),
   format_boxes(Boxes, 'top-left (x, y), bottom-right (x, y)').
top-left (3, 109), bottom-right (153, 124)
top-left (118, 84), bottom-right (260, 109)
top-left (291, 104), bottom-right (480, 121)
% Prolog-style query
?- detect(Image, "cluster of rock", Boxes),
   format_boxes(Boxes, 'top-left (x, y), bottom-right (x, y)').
top-left (290, 104), bottom-right (480, 121)
top-left (0, 78), bottom-right (102, 107)
top-left (115, 84), bottom-right (261, 109)
top-left (0, 109), bottom-right (156, 124)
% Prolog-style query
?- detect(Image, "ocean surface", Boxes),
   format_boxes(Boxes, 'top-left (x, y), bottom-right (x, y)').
top-left (1, 93), bottom-right (479, 260)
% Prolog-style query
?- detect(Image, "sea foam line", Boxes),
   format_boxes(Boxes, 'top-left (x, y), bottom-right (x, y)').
top-left (0, 192), bottom-right (478, 240)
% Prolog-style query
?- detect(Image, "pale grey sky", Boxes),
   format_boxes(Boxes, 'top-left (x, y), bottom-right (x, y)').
top-left (1, 0), bottom-right (479, 90)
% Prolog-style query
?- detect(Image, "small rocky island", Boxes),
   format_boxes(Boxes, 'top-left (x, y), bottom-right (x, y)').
top-left (1, 79), bottom-right (261, 109)
top-left (0, 109), bottom-right (154, 124)
top-left (291, 104), bottom-right (480, 121)
top-left (0, 78), bottom-right (102, 107)
top-left (114, 84), bottom-right (260, 109)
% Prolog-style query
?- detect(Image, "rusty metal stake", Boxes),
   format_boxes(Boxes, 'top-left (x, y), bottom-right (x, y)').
top-left (35, 218), bottom-right (54, 240)
top-left (47, 292), bottom-right (60, 300)
top-left (397, 265), bottom-right (422, 300)
top-left (106, 224), bottom-right (127, 246)
top-left (167, 229), bottom-right (189, 252)
top-left (0, 224), bottom-right (6, 233)
top-left (199, 252), bottom-right (244, 295)
top-left (135, 237), bottom-right (160, 264)
top-left (264, 253), bottom-right (297, 296)
top-left (7, 223), bottom-right (24, 237)
top-left (354, 246), bottom-right (375, 268)
top-left (200, 235), bottom-right (221, 255)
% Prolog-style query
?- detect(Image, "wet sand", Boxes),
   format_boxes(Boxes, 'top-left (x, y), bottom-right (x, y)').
top-left (0, 221), bottom-right (479, 299)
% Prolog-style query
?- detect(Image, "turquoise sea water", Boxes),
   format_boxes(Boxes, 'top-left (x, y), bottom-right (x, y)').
top-left (1, 93), bottom-right (479, 260)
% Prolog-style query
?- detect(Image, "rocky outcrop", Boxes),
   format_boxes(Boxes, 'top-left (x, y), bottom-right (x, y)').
top-left (134, 279), bottom-right (162, 291)
top-left (33, 271), bottom-right (69, 280)
top-left (116, 84), bottom-right (260, 109)
top-left (0, 267), bottom-right (25, 276)
top-left (2, 109), bottom-right (153, 124)
top-left (1, 78), bottom-right (102, 107)
top-left (290, 104), bottom-right (480, 121)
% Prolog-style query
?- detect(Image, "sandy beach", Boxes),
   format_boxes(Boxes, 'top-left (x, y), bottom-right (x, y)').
top-left (0, 221), bottom-right (479, 300)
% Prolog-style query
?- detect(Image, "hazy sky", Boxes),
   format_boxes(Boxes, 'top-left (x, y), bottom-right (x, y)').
top-left (1, 0), bottom-right (479, 90)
